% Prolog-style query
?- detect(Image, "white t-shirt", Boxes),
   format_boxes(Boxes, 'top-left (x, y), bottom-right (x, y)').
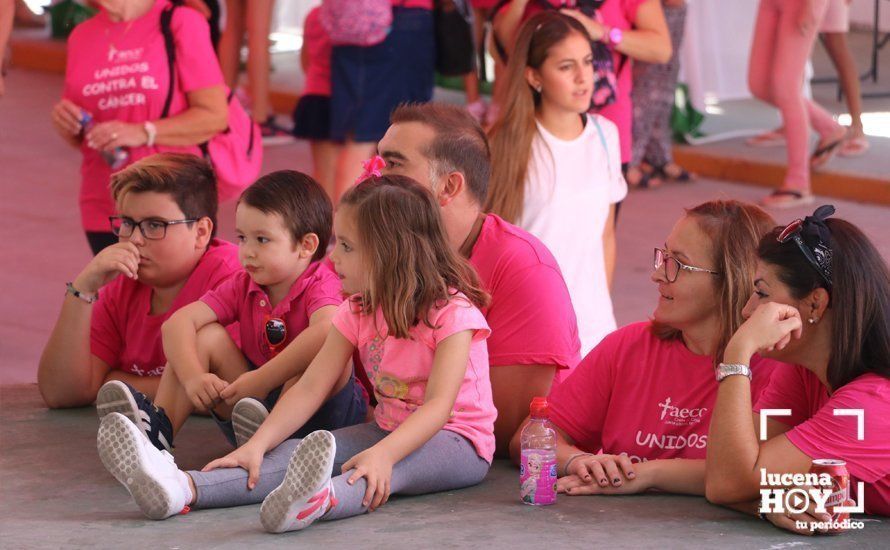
top-left (519, 114), bottom-right (627, 356)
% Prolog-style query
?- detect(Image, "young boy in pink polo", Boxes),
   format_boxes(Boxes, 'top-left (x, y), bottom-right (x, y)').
top-left (38, 153), bottom-right (241, 409)
top-left (96, 171), bottom-right (366, 452)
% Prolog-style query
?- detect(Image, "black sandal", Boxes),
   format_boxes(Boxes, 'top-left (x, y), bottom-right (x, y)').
top-left (810, 135), bottom-right (845, 169)
top-left (655, 164), bottom-right (695, 183)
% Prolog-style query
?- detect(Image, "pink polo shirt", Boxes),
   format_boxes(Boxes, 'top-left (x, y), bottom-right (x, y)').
top-left (90, 239), bottom-right (240, 375)
top-left (469, 214), bottom-right (581, 374)
top-left (332, 293), bottom-right (496, 462)
top-left (754, 365), bottom-right (890, 516)
top-left (200, 262), bottom-right (344, 367)
top-left (548, 322), bottom-right (782, 463)
top-left (64, 0), bottom-right (225, 231)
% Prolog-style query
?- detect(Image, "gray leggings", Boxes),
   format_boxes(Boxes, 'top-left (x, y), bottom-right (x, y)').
top-left (188, 422), bottom-right (490, 520)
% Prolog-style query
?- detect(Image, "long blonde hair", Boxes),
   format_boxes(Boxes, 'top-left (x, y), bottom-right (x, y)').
top-left (340, 176), bottom-right (489, 339)
top-left (486, 11), bottom-right (590, 223)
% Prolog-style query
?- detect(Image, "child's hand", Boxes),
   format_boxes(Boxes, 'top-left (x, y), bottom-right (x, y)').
top-left (220, 369), bottom-right (268, 406)
top-left (183, 372), bottom-right (228, 411)
top-left (72, 242), bottom-right (141, 294)
top-left (341, 447), bottom-right (395, 511)
top-left (202, 442), bottom-right (266, 490)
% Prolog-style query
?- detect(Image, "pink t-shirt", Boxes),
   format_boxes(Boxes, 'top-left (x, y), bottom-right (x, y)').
top-left (394, 0), bottom-right (433, 8)
top-left (506, 0), bottom-right (646, 163)
top-left (200, 262), bottom-right (344, 368)
top-left (64, 0), bottom-right (225, 231)
top-left (302, 7), bottom-right (331, 97)
top-left (469, 214), bottom-right (581, 374)
top-left (548, 322), bottom-right (782, 462)
top-left (754, 365), bottom-right (890, 516)
top-left (332, 293), bottom-right (496, 462)
top-left (90, 239), bottom-right (240, 375)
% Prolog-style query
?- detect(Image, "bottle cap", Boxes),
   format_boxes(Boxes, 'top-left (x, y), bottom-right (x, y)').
top-left (529, 396), bottom-right (549, 418)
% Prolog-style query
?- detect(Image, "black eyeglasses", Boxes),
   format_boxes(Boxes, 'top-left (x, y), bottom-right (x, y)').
top-left (109, 216), bottom-right (197, 240)
top-left (777, 219), bottom-right (832, 289)
top-left (654, 248), bottom-right (720, 283)
top-left (264, 318), bottom-right (287, 352)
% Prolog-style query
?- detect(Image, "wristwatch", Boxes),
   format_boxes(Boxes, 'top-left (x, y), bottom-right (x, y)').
top-left (607, 26), bottom-right (623, 47)
top-left (143, 121), bottom-right (157, 147)
top-left (716, 363), bottom-right (751, 382)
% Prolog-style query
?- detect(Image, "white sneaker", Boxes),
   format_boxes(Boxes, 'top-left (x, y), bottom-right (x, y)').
top-left (97, 412), bottom-right (190, 520)
top-left (232, 397), bottom-right (269, 447)
top-left (260, 430), bottom-right (337, 533)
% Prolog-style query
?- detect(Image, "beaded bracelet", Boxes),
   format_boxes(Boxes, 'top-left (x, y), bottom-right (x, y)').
top-left (66, 282), bottom-right (98, 304)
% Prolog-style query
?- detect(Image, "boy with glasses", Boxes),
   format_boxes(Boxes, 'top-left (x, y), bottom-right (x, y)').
top-left (96, 170), bottom-right (365, 454)
top-left (38, 153), bottom-right (241, 408)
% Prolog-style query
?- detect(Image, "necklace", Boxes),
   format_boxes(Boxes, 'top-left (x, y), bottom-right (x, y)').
top-left (106, 18), bottom-right (138, 53)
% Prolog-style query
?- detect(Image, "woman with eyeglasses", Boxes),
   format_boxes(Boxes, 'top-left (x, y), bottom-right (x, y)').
top-left (510, 200), bottom-right (785, 497)
top-left (706, 206), bottom-right (890, 534)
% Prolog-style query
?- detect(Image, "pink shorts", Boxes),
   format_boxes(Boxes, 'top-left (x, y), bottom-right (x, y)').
top-left (820, 0), bottom-right (850, 33)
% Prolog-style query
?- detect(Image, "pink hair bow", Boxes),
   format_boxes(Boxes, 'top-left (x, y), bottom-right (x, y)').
top-left (355, 155), bottom-right (386, 184)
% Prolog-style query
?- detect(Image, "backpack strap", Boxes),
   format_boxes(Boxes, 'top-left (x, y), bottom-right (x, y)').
top-left (159, 1), bottom-right (180, 119)
top-left (591, 115), bottom-right (612, 176)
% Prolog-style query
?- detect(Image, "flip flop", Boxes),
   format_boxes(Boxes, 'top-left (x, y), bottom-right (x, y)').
top-left (746, 129), bottom-right (785, 148)
top-left (626, 166), bottom-right (662, 189)
top-left (839, 136), bottom-right (869, 157)
top-left (810, 132), bottom-right (846, 170)
top-left (655, 164), bottom-right (695, 184)
top-left (759, 189), bottom-right (814, 209)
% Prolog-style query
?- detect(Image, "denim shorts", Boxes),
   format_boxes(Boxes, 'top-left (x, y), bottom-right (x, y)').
top-left (213, 374), bottom-right (368, 447)
top-left (330, 7), bottom-right (435, 142)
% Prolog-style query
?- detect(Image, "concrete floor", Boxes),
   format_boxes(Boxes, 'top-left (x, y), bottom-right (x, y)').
top-left (2, 385), bottom-right (888, 549)
top-left (2, 67), bottom-right (890, 547)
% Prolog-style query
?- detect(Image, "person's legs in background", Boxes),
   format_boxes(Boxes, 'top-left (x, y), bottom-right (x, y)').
top-left (821, 31), bottom-right (868, 156)
top-left (310, 141), bottom-right (340, 200)
top-left (218, 0), bottom-right (245, 89)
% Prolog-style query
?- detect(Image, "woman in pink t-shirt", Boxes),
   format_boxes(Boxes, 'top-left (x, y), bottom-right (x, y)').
top-left (511, 200), bottom-right (780, 496)
top-left (96, 175), bottom-right (496, 531)
top-left (707, 206), bottom-right (890, 533)
top-left (51, 0), bottom-right (228, 254)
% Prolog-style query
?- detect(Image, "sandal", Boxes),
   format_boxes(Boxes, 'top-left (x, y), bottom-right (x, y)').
top-left (626, 165), bottom-right (662, 189)
top-left (759, 189), bottom-right (814, 209)
top-left (839, 135), bottom-right (869, 157)
top-left (810, 129), bottom-right (847, 170)
top-left (656, 164), bottom-right (696, 184)
top-left (746, 128), bottom-right (786, 148)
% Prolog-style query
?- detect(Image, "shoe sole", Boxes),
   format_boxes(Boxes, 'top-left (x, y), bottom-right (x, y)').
top-left (96, 380), bottom-right (141, 427)
top-left (232, 398), bottom-right (269, 447)
top-left (260, 430), bottom-right (336, 533)
top-left (97, 413), bottom-right (177, 520)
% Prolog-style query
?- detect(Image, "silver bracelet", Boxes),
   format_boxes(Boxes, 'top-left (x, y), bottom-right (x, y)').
top-left (66, 282), bottom-right (98, 304)
top-left (563, 452), bottom-right (594, 477)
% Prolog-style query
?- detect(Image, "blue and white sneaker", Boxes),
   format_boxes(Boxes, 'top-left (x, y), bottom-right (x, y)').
top-left (97, 412), bottom-right (191, 520)
top-left (96, 380), bottom-right (174, 453)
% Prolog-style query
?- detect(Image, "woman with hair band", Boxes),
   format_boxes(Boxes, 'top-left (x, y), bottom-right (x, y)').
top-left (706, 205), bottom-right (890, 533)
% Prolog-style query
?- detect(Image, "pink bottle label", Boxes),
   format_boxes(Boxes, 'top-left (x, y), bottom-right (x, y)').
top-left (520, 449), bottom-right (557, 505)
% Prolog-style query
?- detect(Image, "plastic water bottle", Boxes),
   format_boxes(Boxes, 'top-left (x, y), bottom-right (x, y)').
top-left (519, 396), bottom-right (558, 505)
top-left (80, 111), bottom-right (129, 169)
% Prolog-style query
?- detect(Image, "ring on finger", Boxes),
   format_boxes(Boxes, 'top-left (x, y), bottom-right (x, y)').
top-left (111, 132), bottom-right (119, 140)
